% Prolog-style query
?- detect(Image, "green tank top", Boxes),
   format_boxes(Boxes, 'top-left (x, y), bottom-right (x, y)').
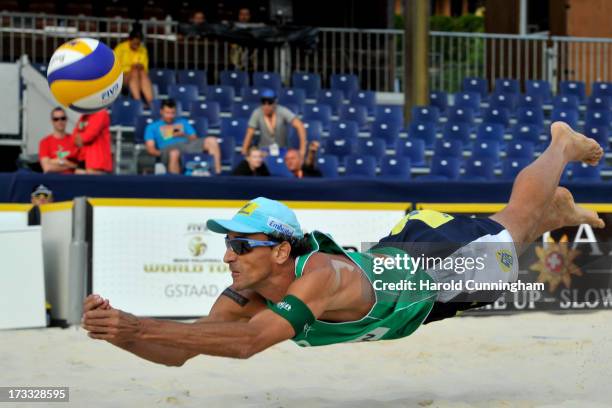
top-left (267, 231), bottom-right (437, 347)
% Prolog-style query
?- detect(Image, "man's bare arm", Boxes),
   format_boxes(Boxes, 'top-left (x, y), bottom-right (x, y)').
top-left (40, 157), bottom-right (77, 173)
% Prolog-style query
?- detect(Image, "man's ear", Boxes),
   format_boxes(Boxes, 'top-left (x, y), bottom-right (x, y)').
top-left (272, 241), bottom-right (292, 264)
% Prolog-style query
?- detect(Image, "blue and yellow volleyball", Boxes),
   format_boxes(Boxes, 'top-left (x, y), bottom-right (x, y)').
top-left (47, 38), bottom-right (123, 113)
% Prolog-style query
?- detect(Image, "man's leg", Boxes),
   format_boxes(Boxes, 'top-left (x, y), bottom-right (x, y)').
top-left (490, 121), bottom-right (603, 249)
top-left (203, 136), bottom-right (222, 174)
top-left (167, 149), bottom-right (181, 174)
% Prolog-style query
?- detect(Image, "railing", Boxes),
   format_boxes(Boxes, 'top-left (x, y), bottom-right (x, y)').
top-left (2, 11), bottom-right (612, 94)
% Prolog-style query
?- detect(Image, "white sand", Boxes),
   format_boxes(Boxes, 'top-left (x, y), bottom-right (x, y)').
top-left (2, 312), bottom-right (612, 408)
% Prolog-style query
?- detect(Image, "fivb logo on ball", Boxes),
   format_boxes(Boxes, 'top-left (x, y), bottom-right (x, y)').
top-left (47, 38), bottom-right (123, 113)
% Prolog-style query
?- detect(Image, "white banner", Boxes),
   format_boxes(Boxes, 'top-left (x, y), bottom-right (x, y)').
top-left (90, 199), bottom-right (408, 317)
top-left (0, 204), bottom-right (32, 231)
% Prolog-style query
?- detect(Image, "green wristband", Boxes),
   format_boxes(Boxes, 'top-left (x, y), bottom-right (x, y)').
top-left (269, 294), bottom-right (315, 338)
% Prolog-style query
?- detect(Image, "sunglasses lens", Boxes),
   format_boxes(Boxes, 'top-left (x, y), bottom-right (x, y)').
top-left (225, 238), bottom-right (251, 255)
top-left (53, 117), bottom-right (67, 121)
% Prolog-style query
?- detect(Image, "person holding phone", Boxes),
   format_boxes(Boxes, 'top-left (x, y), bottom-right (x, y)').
top-left (144, 99), bottom-right (221, 174)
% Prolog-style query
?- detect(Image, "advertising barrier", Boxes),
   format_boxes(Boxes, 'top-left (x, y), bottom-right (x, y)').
top-left (0, 204), bottom-right (33, 230)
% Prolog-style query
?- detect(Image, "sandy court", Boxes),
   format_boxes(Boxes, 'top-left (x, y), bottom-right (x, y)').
top-left (1, 311), bottom-right (612, 408)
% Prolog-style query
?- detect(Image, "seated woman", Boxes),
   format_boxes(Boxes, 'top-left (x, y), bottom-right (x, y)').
top-left (114, 30), bottom-right (154, 107)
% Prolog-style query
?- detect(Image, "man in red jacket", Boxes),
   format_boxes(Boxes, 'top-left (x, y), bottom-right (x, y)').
top-left (72, 109), bottom-right (113, 174)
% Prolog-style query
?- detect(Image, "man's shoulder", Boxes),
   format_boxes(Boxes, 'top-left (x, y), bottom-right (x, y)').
top-left (39, 134), bottom-right (54, 144)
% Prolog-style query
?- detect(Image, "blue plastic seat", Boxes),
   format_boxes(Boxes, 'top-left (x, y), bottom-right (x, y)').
top-left (454, 92), bottom-right (481, 115)
top-left (443, 122), bottom-right (471, 144)
top-left (302, 120), bottom-right (323, 141)
top-left (344, 154), bottom-right (377, 177)
top-left (339, 105), bottom-right (368, 129)
top-left (462, 158), bottom-right (495, 181)
top-left (265, 155), bottom-right (293, 177)
top-left (447, 106), bottom-right (474, 125)
top-left (303, 104), bottom-right (332, 130)
top-left (253, 72), bottom-right (282, 93)
top-left (476, 123), bottom-right (505, 144)
top-left (494, 78), bottom-right (520, 96)
top-left (583, 125), bottom-right (609, 149)
top-left (462, 77), bottom-right (488, 100)
top-left (511, 124), bottom-right (540, 143)
top-left (231, 102), bottom-right (258, 119)
top-left (515, 107), bottom-right (544, 129)
top-left (516, 94), bottom-right (542, 109)
top-left (423, 157), bottom-right (460, 180)
top-left (149, 68), bottom-right (176, 95)
top-left (586, 95), bottom-right (611, 111)
top-left (434, 139), bottom-right (463, 159)
top-left (408, 121), bottom-right (436, 147)
top-left (240, 87), bottom-right (268, 104)
top-left (411, 105), bottom-right (440, 124)
top-left (488, 92), bottom-right (516, 113)
top-left (550, 107), bottom-right (579, 129)
top-left (506, 141), bottom-right (535, 160)
top-left (316, 89), bottom-right (344, 115)
top-left (375, 105), bottom-right (404, 128)
top-left (206, 86), bottom-right (235, 112)
top-left (371, 120), bottom-right (400, 147)
top-left (220, 118), bottom-right (248, 145)
top-left (182, 153), bottom-right (214, 176)
top-left (349, 91), bottom-right (376, 116)
top-left (429, 90), bottom-right (448, 114)
top-left (570, 162), bottom-right (601, 182)
top-left (278, 88), bottom-right (305, 114)
top-left (111, 99), bottom-right (143, 126)
top-left (553, 95), bottom-right (580, 110)
top-left (190, 101), bottom-right (221, 128)
top-left (355, 138), bottom-right (386, 161)
top-left (216, 136), bottom-right (235, 166)
top-left (192, 117), bottom-right (208, 136)
top-left (330, 73), bottom-right (359, 99)
top-left (501, 158), bottom-right (531, 180)
top-left (379, 156), bottom-right (411, 179)
top-left (177, 70), bottom-right (207, 94)
top-left (168, 84), bottom-right (199, 107)
top-left (472, 140), bottom-right (500, 162)
top-left (395, 138), bottom-right (425, 166)
top-left (220, 70), bottom-right (248, 93)
top-left (591, 81), bottom-right (612, 99)
top-left (328, 120), bottom-right (358, 141)
top-left (292, 72), bottom-right (321, 99)
top-left (324, 138), bottom-right (353, 161)
top-left (482, 107), bottom-right (510, 128)
top-left (584, 109), bottom-right (611, 127)
top-left (316, 154), bottom-right (339, 178)
top-left (134, 115), bottom-right (155, 144)
top-left (525, 80), bottom-right (552, 104)
top-left (559, 80), bottom-right (586, 103)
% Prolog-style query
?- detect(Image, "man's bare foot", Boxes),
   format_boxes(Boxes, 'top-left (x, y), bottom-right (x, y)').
top-left (550, 121), bottom-right (603, 166)
top-left (552, 187), bottom-right (605, 229)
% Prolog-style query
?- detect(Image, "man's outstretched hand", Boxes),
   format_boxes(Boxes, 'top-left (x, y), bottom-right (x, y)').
top-left (81, 294), bottom-right (141, 343)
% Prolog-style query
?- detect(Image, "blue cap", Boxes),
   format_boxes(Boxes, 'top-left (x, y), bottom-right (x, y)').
top-left (260, 88), bottom-right (277, 100)
top-left (206, 197), bottom-right (303, 238)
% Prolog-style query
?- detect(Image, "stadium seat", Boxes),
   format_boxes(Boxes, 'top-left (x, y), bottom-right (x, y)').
top-left (516, 94), bottom-right (542, 109)
top-left (586, 95), bottom-right (611, 111)
top-left (550, 107), bottom-right (579, 129)
top-left (182, 153), bottom-right (214, 176)
top-left (461, 158), bottom-right (495, 181)
top-left (395, 138), bottom-right (426, 166)
top-left (515, 107), bottom-right (544, 129)
top-left (279, 88), bottom-right (305, 114)
top-left (511, 124), bottom-right (540, 143)
top-left (330, 73), bottom-right (359, 99)
top-left (231, 102), bottom-right (258, 119)
top-left (111, 99), bottom-right (143, 126)
top-left (316, 89), bottom-right (344, 115)
top-left (303, 104), bottom-right (332, 130)
top-left (494, 78), bottom-right (520, 96)
top-left (472, 140), bottom-right (500, 162)
top-left (350, 91), bottom-right (376, 116)
top-left (476, 123), bottom-right (505, 144)
top-left (559, 80), bottom-right (586, 103)
top-left (344, 154), bottom-right (377, 177)
top-left (447, 106), bottom-right (474, 125)
top-left (429, 90), bottom-right (448, 114)
top-left (301, 120), bottom-right (323, 142)
top-left (177, 70), bottom-right (207, 94)
top-left (462, 77), bottom-right (488, 100)
top-left (371, 120), bottom-right (400, 147)
top-left (434, 139), bottom-right (463, 159)
top-left (339, 105), bottom-right (368, 129)
top-left (488, 92), bottom-right (516, 112)
top-left (324, 138), bottom-right (354, 160)
top-left (168, 84), bottom-right (199, 107)
top-left (408, 121), bottom-right (436, 147)
top-left (570, 162), bottom-right (602, 182)
top-left (355, 138), bottom-right (386, 161)
top-left (379, 156), bottom-right (411, 179)
top-left (192, 117), bottom-right (208, 136)
top-left (501, 158), bottom-right (531, 180)
top-left (442, 123), bottom-right (471, 144)
top-left (525, 80), bottom-right (552, 104)
top-left (253, 72), bottom-right (282, 93)
top-left (134, 115), bottom-right (155, 144)
top-left (583, 125), bottom-right (609, 149)
top-left (190, 101), bottom-right (221, 128)
top-left (454, 92), bottom-right (481, 115)
top-left (423, 157), bottom-right (460, 180)
top-left (220, 70), bottom-right (248, 93)
top-left (149, 99), bottom-right (183, 119)
top-left (506, 141), bottom-right (535, 160)
top-left (591, 81), bottom-right (612, 99)
top-left (220, 118), bottom-right (248, 145)
top-left (329, 120), bottom-right (359, 141)
top-left (482, 107), bottom-right (510, 128)
top-left (412, 105), bottom-right (440, 124)
top-left (553, 95), bottom-right (580, 110)
top-left (292, 72), bottom-right (321, 99)
top-left (240, 87), bottom-right (267, 104)
top-left (149, 68), bottom-right (176, 95)
top-left (206, 86), bottom-right (235, 112)
top-left (216, 136), bottom-right (235, 166)
top-left (265, 156), bottom-right (293, 177)
top-left (316, 154), bottom-right (339, 178)
top-left (584, 109), bottom-right (611, 127)
top-left (375, 105), bottom-right (404, 128)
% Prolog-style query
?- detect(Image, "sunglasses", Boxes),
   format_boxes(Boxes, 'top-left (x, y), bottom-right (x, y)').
top-left (225, 237), bottom-right (279, 255)
top-left (32, 193), bottom-right (50, 199)
top-left (52, 117), bottom-right (67, 121)
top-left (261, 99), bottom-right (276, 105)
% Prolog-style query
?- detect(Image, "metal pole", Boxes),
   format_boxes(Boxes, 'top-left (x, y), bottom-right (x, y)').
top-left (404, 0), bottom-right (430, 124)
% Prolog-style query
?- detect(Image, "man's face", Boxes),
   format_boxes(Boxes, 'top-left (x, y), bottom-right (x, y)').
top-left (160, 106), bottom-right (176, 123)
top-left (246, 149), bottom-right (264, 168)
top-left (192, 12), bottom-right (206, 24)
top-left (51, 111), bottom-right (67, 132)
top-left (284, 150), bottom-right (302, 172)
top-left (129, 37), bottom-right (141, 50)
top-left (223, 232), bottom-right (277, 290)
top-left (261, 100), bottom-right (276, 116)
top-left (238, 8), bottom-right (251, 23)
top-left (31, 194), bottom-right (52, 206)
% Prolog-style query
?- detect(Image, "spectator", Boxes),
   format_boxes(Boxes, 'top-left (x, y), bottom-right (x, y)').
top-left (144, 99), bottom-right (221, 174)
top-left (238, 7), bottom-right (251, 23)
top-left (230, 7), bottom-right (256, 69)
top-left (180, 10), bottom-right (210, 37)
top-left (285, 141), bottom-right (322, 178)
top-left (72, 109), bottom-right (113, 174)
top-left (232, 147), bottom-right (270, 176)
top-left (114, 30), bottom-right (154, 106)
top-left (30, 184), bottom-right (53, 206)
top-left (39, 107), bottom-right (79, 174)
top-left (241, 89), bottom-right (306, 158)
